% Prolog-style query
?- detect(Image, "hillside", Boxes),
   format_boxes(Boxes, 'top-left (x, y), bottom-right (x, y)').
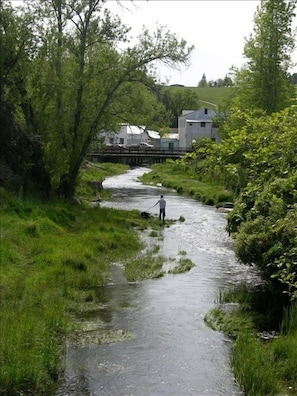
top-left (165, 86), bottom-right (234, 110)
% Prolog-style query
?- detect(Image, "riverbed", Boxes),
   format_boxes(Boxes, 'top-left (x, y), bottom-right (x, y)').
top-left (56, 167), bottom-right (259, 396)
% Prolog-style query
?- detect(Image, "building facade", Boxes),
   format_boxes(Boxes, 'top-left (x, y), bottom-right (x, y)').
top-left (178, 108), bottom-right (219, 149)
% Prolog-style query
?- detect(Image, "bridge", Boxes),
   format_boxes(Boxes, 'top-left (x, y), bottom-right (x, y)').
top-left (88, 147), bottom-right (191, 166)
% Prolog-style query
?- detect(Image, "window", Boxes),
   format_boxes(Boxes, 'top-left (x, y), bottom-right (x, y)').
top-left (201, 122), bottom-right (205, 127)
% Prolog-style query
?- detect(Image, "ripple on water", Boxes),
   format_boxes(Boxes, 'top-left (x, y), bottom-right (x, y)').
top-left (56, 168), bottom-right (256, 396)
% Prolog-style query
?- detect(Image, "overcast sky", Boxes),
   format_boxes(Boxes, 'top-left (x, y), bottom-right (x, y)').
top-left (104, 0), bottom-right (297, 87)
top-left (11, 0), bottom-right (297, 86)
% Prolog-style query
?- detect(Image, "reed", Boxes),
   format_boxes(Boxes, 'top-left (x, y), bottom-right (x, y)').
top-left (272, 303), bottom-right (297, 387)
top-left (207, 285), bottom-right (297, 395)
top-left (232, 334), bottom-right (280, 396)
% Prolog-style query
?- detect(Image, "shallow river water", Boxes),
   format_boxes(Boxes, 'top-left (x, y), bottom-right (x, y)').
top-left (56, 167), bottom-right (259, 396)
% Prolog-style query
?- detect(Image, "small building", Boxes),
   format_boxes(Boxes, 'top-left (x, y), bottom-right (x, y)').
top-left (178, 108), bottom-right (219, 149)
top-left (160, 133), bottom-right (179, 150)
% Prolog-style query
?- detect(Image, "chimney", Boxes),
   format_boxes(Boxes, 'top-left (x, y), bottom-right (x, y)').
top-left (204, 108), bottom-right (208, 115)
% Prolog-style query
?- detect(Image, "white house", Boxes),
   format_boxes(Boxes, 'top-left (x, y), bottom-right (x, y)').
top-left (103, 124), bottom-right (160, 147)
top-left (178, 108), bottom-right (219, 149)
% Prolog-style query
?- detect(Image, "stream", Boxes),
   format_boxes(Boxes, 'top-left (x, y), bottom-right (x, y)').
top-left (56, 167), bottom-right (260, 396)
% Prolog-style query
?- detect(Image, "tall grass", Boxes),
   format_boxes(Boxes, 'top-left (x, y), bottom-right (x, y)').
top-left (208, 285), bottom-right (297, 395)
top-left (232, 334), bottom-right (280, 396)
top-left (0, 180), bottom-right (153, 394)
top-left (272, 303), bottom-right (297, 387)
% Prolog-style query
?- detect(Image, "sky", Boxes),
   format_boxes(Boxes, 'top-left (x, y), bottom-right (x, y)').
top-left (102, 0), bottom-right (297, 87)
top-left (10, 0), bottom-right (297, 87)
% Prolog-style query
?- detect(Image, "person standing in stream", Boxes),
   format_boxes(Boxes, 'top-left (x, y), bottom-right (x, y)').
top-left (154, 195), bottom-right (166, 222)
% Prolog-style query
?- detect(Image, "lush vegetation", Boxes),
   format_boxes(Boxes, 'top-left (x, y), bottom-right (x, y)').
top-left (2, 0), bottom-right (297, 394)
top-left (0, 185), bottom-right (142, 394)
top-left (204, 286), bottom-right (297, 395)
top-left (140, 160), bottom-right (234, 207)
top-left (0, 161), bottom-right (196, 395)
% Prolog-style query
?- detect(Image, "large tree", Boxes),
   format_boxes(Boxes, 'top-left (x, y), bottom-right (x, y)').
top-left (22, 0), bottom-right (193, 198)
top-left (233, 0), bottom-right (296, 113)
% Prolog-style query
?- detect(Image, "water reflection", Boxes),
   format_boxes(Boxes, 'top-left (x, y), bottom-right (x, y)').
top-left (56, 167), bottom-right (259, 395)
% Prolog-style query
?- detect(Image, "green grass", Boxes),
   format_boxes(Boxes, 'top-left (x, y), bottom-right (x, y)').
top-left (168, 257), bottom-right (195, 274)
top-left (165, 86), bottom-right (234, 109)
top-left (205, 285), bottom-right (297, 395)
top-left (76, 161), bottom-right (129, 202)
top-left (140, 161), bottom-right (234, 206)
top-left (0, 163), bottom-right (167, 395)
top-left (232, 334), bottom-right (280, 396)
top-left (124, 248), bottom-right (167, 281)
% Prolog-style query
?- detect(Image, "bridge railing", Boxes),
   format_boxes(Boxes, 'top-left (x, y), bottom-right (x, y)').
top-left (93, 147), bottom-right (191, 155)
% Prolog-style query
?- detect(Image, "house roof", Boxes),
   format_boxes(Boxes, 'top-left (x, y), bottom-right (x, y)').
top-left (147, 130), bottom-right (160, 139)
top-left (182, 108), bottom-right (216, 121)
top-left (126, 125), bottom-right (146, 135)
top-left (162, 133), bottom-right (179, 140)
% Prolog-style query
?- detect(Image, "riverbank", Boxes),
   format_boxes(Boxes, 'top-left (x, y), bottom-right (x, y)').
top-left (0, 162), bottom-right (173, 395)
top-left (139, 160), bottom-right (234, 207)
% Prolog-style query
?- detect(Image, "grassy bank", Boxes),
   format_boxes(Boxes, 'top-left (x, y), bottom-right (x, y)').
top-left (0, 194), bottom-right (143, 394)
top-left (0, 163), bottom-right (156, 395)
top-left (139, 160), bottom-right (234, 206)
top-left (205, 286), bottom-right (297, 395)
top-left (0, 162), bottom-right (194, 395)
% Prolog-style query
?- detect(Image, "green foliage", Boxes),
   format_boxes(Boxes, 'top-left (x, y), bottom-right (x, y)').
top-left (206, 286), bottom-right (297, 395)
top-left (233, 0), bottom-right (296, 113)
top-left (1, 1), bottom-right (194, 199)
top-left (158, 86), bottom-right (200, 128)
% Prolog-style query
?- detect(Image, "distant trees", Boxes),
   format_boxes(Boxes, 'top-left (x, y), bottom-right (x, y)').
top-left (198, 73), bottom-right (207, 87)
top-left (197, 73), bottom-right (234, 88)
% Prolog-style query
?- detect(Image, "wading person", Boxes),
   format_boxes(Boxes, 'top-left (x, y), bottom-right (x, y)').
top-left (154, 195), bottom-right (166, 222)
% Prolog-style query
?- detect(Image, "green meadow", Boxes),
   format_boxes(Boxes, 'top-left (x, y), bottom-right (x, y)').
top-left (167, 86), bottom-right (234, 109)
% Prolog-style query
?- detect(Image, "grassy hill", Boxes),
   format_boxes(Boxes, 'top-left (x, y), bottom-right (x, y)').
top-left (165, 86), bottom-right (234, 110)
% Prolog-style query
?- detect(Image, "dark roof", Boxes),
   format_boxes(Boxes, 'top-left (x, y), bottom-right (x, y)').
top-left (184, 108), bottom-right (216, 121)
